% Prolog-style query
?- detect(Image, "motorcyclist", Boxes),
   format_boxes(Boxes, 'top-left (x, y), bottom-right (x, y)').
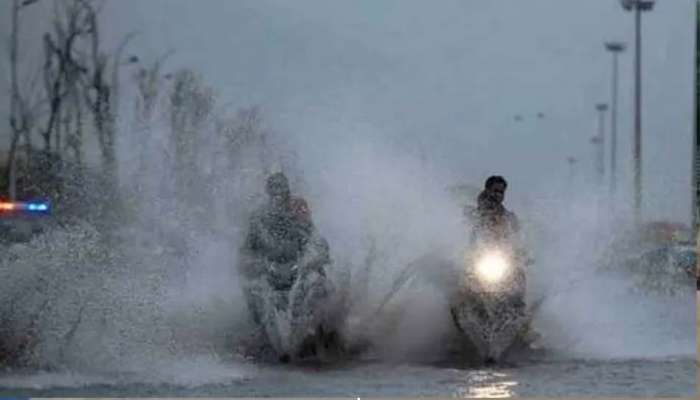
top-left (239, 173), bottom-right (315, 283)
top-left (238, 172), bottom-right (334, 350)
top-left (469, 175), bottom-right (520, 244)
top-left (468, 176), bottom-right (527, 308)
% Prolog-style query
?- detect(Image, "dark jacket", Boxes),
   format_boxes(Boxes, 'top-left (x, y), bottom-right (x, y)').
top-left (239, 199), bottom-right (329, 289)
top-left (470, 191), bottom-right (520, 244)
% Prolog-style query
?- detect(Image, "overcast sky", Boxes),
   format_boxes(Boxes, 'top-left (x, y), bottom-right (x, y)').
top-left (1, 0), bottom-right (696, 224)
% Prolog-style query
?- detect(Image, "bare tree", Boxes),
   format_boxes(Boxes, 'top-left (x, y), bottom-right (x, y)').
top-left (167, 68), bottom-right (215, 199)
top-left (73, 0), bottom-right (136, 184)
top-left (217, 105), bottom-right (270, 176)
top-left (6, 0), bottom-right (44, 200)
top-left (133, 51), bottom-right (173, 123)
top-left (64, 76), bottom-right (85, 165)
top-left (6, 0), bottom-right (139, 202)
top-left (40, 0), bottom-right (92, 155)
top-left (130, 50), bottom-right (173, 193)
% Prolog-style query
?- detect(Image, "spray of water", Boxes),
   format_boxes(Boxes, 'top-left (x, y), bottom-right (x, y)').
top-left (0, 94), bottom-right (694, 392)
top-left (524, 184), bottom-right (695, 360)
top-left (294, 136), bottom-right (696, 362)
top-left (292, 134), bottom-right (467, 362)
top-left (0, 98), bottom-right (275, 385)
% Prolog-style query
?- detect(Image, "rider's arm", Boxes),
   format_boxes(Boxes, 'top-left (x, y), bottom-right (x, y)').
top-left (238, 216), bottom-right (268, 279)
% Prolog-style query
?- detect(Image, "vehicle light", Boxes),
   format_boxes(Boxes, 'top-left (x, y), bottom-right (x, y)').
top-left (475, 251), bottom-right (510, 284)
top-left (0, 201), bottom-right (50, 213)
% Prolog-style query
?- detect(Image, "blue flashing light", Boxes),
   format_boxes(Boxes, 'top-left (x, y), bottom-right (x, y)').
top-left (0, 200), bottom-right (50, 214)
top-left (27, 202), bottom-right (49, 212)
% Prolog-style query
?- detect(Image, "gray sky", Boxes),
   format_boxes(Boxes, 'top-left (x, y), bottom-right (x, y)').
top-left (1, 0), bottom-right (696, 224)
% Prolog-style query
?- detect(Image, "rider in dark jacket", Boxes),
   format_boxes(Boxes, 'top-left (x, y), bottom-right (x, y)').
top-left (469, 175), bottom-right (520, 245)
top-left (469, 176), bottom-right (527, 309)
top-left (239, 172), bottom-right (331, 323)
top-left (244, 174), bottom-right (306, 261)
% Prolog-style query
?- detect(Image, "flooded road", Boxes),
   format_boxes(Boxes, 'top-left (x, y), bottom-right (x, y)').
top-left (0, 354), bottom-right (696, 397)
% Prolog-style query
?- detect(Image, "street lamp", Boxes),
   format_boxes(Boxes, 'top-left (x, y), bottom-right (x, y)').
top-left (604, 41), bottom-right (626, 202)
top-left (621, 0), bottom-right (655, 11)
top-left (620, 0), bottom-right (655, 223)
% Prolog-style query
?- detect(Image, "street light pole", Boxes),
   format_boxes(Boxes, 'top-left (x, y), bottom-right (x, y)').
top-left (567, 156), bottom-right (578, 175)
top-left (567, 156), bottom-right (578, 195)
top-left (620, 0), bottom-right (655, 224)
top-left (605, 41), bottom-right (626, 203)
top-left (693, 0), bottom-right (699, 231)
top-left (633, 3), bottom-right (642, 222)
top-left (593, 103), bottom-right (609, 188)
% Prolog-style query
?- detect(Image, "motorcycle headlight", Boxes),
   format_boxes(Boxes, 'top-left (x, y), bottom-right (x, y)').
top-left (474, 251), bottom-right (510, 284)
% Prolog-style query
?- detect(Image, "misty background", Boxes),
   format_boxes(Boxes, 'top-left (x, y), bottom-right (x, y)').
top-left (2, 0), bottom-right (694, 224)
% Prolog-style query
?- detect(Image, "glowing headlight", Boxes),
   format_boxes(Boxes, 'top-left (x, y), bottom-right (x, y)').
top-left (475, 252), bottom-right (510, 283)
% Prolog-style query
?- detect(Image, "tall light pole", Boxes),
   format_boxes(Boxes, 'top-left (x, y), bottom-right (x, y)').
top-left (693, 0), bottom-right (699, 230)
top-left (567, 156), bottom-right (578, 180)
top-left (620, 0), bottom-right (655, 224)
top-left (567, 156), bottom-right (578, 199)
top-left (604, 41), bottom-right (626, 202)
top-left (592, 103), bottom-right (609, 188)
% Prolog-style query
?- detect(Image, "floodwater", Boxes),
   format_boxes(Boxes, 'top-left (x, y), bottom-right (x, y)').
top-left (0, 227), bottom-right (696, 397)
top-left (0, 354), bottom-right (695, 397)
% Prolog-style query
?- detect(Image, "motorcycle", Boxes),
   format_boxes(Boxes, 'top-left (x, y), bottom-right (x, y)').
top-left (449, 241), bottom-right (535, 364)
top-left (241, 239), bottom-right (348, 363)
top-left (361, 238), bottom-right (540, 365)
